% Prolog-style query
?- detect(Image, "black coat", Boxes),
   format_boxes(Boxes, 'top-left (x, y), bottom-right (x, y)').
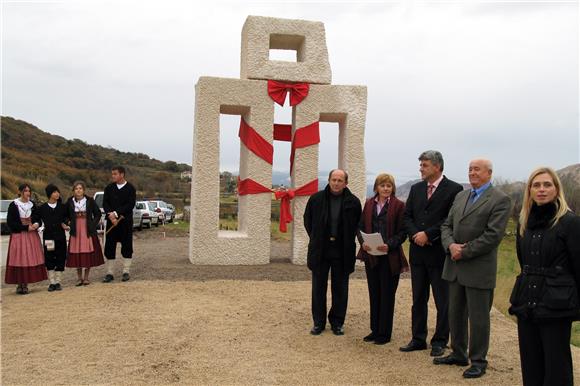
top-left (303, 185), bottom-right (362, 274)
top-left (403, 176), bottom-right (463, 267)
top-left (509, 207), bottom-right (580, 321)
top-left (66, 196), bottom-right (102, 237)
top-left (7, 200), bottom-right (40, 233)
top-left (38, 201), bottom-right (68, 241)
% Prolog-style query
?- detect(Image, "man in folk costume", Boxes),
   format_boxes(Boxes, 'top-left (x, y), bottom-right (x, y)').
top-left (102, 166), bottom-right (136, 282)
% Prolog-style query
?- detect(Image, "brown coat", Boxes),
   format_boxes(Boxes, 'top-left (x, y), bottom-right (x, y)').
top-left (357, 196), bottom-right (409, 275)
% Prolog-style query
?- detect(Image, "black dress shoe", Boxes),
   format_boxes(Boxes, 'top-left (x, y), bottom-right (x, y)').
top-left (331, 325), bottom-right (344, 336)
top-left (374, 337), bottom-right (390, 345)
top-left (363, 333), bottom-right (376, 342)
top-left (55, 283), bottom-right (62, 291)
top-left (463, 366), bottom-right (486, 378)
top-left (310, 325), bottom-right (325, 335)
top-left (430, 346), bottom-right (446, 357)
top-left (433, 354), bottom-right (469, 366)
top-left (122, 273), bottom-right (130, 282)
top-left (48, 284), bottom-right (56, 292)
top-left (103, 274), bottom-right (114, 283)
top-left (399, 340), bottom-right (427, 352)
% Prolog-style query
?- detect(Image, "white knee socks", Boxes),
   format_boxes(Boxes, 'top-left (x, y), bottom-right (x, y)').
top-left (48, 270), bottom-right (56, 285)
top-left (122, 258), bottom-right (132, 274)
top-left (55, 271), bottom-right (62, 284)
top-left (106, 259), bottom-right (115, 275)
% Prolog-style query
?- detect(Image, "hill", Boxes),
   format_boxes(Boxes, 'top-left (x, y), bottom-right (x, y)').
top-left (1, 116), bottom-right (191, 204)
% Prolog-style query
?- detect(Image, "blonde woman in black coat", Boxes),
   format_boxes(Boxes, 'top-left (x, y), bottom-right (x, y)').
top-left (509, 167), bottom-right (580, 386)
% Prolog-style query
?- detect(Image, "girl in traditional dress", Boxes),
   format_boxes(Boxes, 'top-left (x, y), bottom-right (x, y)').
top-left (5, 183), bottom-right (48, 294)
top-left (65, 181), bottom-right (104, 285)
top-left (38, 184), bottom-right (69, 291)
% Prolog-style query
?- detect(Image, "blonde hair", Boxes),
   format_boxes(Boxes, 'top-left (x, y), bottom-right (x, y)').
top-left (373, 173), bottom-right (396, 196)
top-left (518, 167), bottom-right (569, 236)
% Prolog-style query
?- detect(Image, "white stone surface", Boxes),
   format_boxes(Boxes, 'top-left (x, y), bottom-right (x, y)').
top-left (191, 17), bottom-right (367, 266)
top-left (241, 16), bottom-right (332, 84)
top-left (291, 84), bottom-right (368, 265)
top-left (189, 76), bottom-right (274, 265)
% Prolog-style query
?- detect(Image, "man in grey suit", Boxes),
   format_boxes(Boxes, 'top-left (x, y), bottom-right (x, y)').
top-left (434, 158), bottom-right (511, 379)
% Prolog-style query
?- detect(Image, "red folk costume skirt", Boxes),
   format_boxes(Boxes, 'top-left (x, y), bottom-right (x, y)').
top-left (5, 217), bottom-right (48, 284)
top-left (66, 213), bottom-right (104, 268)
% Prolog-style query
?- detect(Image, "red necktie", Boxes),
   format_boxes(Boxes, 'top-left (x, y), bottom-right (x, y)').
top-left (427, 184), bottom-right (435, 199)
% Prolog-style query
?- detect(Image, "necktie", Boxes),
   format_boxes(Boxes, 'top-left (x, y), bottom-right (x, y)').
top-left (427, 184), bottom-right (435, 199)
top-left (463, 190), bottom-right (477, 214)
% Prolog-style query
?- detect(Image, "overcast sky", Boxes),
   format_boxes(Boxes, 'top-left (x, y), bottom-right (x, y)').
top-left (2, 0), bottom-right (578, 184)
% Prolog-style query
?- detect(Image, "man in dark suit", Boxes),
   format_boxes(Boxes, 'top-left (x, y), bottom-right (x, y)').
top-left (435, 158), bottom-right (511, 379)
top-left (303, 169), bottom-right (362, 336)
top-left (400, 151), bottom-right (463, 357)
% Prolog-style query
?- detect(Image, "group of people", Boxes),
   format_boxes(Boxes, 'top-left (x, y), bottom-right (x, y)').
top-left (304, 151), bottom-right (579, 384)
top-left (5, 166), bottom-right (137, 292)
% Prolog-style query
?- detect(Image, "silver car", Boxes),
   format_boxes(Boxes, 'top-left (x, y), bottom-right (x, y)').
top-left (148, 200), bottom-right (173, 223)
top-left (1, 199), bottom-right (11, 234)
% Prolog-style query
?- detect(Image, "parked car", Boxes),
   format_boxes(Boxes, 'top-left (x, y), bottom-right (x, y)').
top-left (93, 191), bottom-right (106, 233)
top-left (133, 201), bottom-right (154, 230)
top-left (148, 200), bottom-right (174, 223)
top-left (1, 199), bottom-right (12, 234)
top-left (166, 203), bottom-right (176, 220)
top-left (147, 202), bottom-right (163, 226)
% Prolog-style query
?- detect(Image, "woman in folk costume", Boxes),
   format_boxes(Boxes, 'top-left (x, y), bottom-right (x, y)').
top-left (65, 181), bottom-right (104, 285)
top-left (5, 183), bottom-right (47, 294)
top-left (38, 184), bottom-right (69, 291)
top-left (357, 173), bottom-right (409, 344)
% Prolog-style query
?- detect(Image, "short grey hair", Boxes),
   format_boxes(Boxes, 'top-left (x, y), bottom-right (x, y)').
top-left (418, 150), bottom-right (444, 171)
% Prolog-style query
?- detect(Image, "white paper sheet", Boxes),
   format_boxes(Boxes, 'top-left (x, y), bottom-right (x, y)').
top-left (360, 231), bottom-right (387, 256)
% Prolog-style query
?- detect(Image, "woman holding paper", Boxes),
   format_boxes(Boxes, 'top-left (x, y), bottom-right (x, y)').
top-left (357, 173), bottom-right (408, 344)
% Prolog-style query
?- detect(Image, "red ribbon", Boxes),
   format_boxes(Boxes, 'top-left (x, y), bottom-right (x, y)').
top-left (273, 124), bottom-right (292, 141)
top-left (274, 179), bottom-right (319, 232)
top-left (234, 80), bottom-right (319, 232)
top-left (239, 118), bottom-right (273, 164)
top-left (237, 177), bottom-right (272, 195)
top-left (267, 80), bottom-right (310, 106)
top-left (238, 177), bottom-right (319, 233)
top-left (290, 121), bottom-right (320, 174)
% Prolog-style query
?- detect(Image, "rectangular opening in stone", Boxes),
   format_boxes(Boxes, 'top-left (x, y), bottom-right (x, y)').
top-left (318, 119), bottom-right (341, 183)
top-left (269, 33), bottom-right (305, 62)
top-left (271, 103), bottom-right (292, 259)
top-left (218, 110), bottom-right (243, 232)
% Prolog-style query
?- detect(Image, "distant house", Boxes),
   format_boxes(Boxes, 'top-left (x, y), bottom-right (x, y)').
top-left (181, 171), bottom-right (192, 181)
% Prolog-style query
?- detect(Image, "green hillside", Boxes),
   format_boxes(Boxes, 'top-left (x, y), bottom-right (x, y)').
top-left (1, 116), bottom-right (191, 206)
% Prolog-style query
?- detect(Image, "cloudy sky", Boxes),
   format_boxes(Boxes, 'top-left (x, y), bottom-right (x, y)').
top-left (2, 0), bottom-right (578, 184)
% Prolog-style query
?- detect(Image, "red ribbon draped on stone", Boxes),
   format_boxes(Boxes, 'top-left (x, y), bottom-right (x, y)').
top-left (268, 80), bottom-right (310, 106)
top-left (239, 118), bottom-right (273, 164)
top-left (273, 124), bottom-right (292, 141)
top-left (238, 177), bottom-right (319, 233)
top-left (234, 80), bottom-right (319, 232)
top-left (274, 179), bottom-right (319, 232)
top-left (290, 121), bottom-right (320, 174)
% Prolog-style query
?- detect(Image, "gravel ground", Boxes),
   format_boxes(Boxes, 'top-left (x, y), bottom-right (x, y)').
top-left (1, 228), bottom-right (578, 385)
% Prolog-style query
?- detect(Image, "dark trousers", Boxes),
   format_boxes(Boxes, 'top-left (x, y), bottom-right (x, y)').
top-left (365, 258), bottom-right (399, 340)
top-left (410, 263), bottom-right (449, 347)
top-left (311, 249), bottom-right (349, 328)
top-left (104, 223), bottom-right (133, 259)
top-left (448, 280), bottom-right (494, 368)
top-left (44, 239), bottom-right (67, 271)
top-left (517, 318), bottom-right (574, 386)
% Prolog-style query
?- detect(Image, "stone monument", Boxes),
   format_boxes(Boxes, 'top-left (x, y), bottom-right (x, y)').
top-left (190, 16), bottom-right (367, 265)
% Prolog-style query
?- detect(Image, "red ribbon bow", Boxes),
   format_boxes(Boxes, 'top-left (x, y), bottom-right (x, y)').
top-left (238, 178), bottom-right (318, 233)
top-left (267, 80), bottom-right (310, 106)
top-left (274, 179), bottom-right (318, 233)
